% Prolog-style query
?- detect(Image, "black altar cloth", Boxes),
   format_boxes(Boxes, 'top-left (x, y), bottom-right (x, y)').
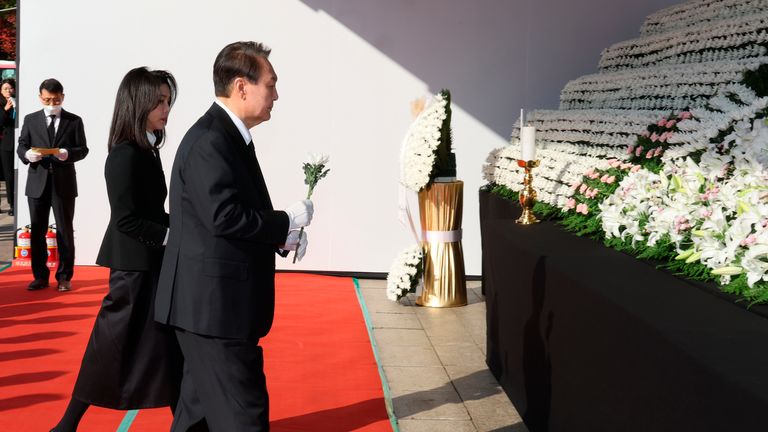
top-left (480, 190), bottom-right (768, 432)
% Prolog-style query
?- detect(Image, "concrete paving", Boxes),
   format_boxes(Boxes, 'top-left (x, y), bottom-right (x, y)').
top-left (357, 279), bottom-right (528, 431)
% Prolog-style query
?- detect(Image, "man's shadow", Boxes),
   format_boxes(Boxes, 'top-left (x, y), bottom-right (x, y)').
top-left (270, 397), bottom-right (389, 431)
top-left (392, 370), bottom-right (528, 430)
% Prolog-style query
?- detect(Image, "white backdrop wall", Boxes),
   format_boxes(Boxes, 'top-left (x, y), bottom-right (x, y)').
top-left (16, 0), bottom-right (679, 274)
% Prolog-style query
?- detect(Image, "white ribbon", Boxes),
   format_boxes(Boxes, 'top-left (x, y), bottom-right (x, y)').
top-left (423, 229), bottom-right (462, 243)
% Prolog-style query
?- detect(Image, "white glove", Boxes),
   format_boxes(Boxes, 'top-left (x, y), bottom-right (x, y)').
top-left (25, 149), bottom-right (42, 163)
top-left (281, 229), bottom-right (308, 261)
top-left (56, 148), bottom-right (69, 161)
top-left (285, 199), bottom-right (314, 230)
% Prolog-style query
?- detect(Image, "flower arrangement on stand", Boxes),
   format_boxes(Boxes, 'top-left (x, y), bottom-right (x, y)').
top-left (389, 89), bottom-right (466, 306)
top-left (483, 0), bottom-right (768, 304)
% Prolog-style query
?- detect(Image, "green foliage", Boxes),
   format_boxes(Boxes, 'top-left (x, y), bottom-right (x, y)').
top-left (636, 234), bottom-right (677, 261)
top-left (662, 259), bottom-right (717, 282)
top-left (720, 275), bottom-right (768, 306)
top-left (432, 89), bottom-right (456, 179)
top-left (742, 63), bottom-right (768, 97)
top-left (303, 162), bottom-right (330, 199)
top-left (560, 212), bottom-right (604, 238)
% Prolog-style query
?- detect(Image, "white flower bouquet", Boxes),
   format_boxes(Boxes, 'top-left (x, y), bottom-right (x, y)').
top-left (386, 245), bottom-right (424, 302)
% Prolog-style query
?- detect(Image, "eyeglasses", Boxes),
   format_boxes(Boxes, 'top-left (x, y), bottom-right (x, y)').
top-left (40, 97), bottom-right (63, 104)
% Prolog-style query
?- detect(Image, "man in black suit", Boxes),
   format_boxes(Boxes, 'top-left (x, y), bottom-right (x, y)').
top-left (155, 41), bottom-right (313, 431)
top-left (17, 78), bottom-right (88, 292)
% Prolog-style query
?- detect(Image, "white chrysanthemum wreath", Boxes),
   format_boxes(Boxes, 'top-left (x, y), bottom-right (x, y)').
top-left (400, 93), bottom-right (448, 192)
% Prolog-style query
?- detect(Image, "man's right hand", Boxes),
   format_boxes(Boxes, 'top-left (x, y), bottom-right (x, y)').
top-left (285, 199), bottom-right (314, 230)
top-left (25, 149), bottom-right (42, 163)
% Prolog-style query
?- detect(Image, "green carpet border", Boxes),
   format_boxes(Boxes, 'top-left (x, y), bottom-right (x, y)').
top-left (117, 409), bottom-right (139, 431)
top-left (353, 277), bottom-right (399, 432)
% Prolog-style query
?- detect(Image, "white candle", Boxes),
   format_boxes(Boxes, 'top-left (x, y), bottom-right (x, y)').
top-left (521, 125), bottom-right (536, 161)
top-left (520, 109), bottom-right (524, 133)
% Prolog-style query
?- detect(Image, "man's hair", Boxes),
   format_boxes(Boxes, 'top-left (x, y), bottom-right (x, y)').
top-left (39, 78), bottom-right (63, 94)
top-left (108, 67), bottom-right (178, 152)
top-left (213, 41), bottom-right (271, 97)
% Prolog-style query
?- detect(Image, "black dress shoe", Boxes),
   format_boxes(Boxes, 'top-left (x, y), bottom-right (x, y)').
top-left (27, 279), bottom-right (49, 291)
top-left (7, 208), bottom-right (12, 216)
top-left (57, 280), bottom-right (72, 292)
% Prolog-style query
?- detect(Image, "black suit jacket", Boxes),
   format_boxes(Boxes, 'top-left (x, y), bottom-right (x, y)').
top-left (0, 99), bottom-right (15, 152)
top-left (16, 109), bottom-right (88, 198)
top-left (96, 141), bottom-right (169, 271)
top-left (155, 103), bottom-right (290, 340)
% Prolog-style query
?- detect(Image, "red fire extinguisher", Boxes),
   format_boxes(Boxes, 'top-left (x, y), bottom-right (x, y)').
top-left (14, 225), bottom-right (32, 266)
top-left (46, 224), bottom-right (59, 267)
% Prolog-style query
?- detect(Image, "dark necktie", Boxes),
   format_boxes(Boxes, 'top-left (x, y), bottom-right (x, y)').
top-left (47, 115), bottom-right (56, 145)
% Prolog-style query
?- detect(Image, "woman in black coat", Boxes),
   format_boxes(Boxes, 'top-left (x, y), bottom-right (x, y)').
top-left (51, 67), bottom-right (182, 431)
top-left (0, 78), bottom-right (16, 215)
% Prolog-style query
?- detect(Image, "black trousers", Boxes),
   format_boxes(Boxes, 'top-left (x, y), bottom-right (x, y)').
top-left (172, 330), bottom-right (269, 431)
top-left (0, 148), bottom-right (13, 210)
top-left (28, 175), bottom-right (75, 282)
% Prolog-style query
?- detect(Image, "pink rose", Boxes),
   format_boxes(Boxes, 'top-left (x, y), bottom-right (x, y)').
top-left (650, 132), bottom-right (659, 142)
top-left (600, 174), bottom-right (609, 183)
top-left (585, 168), bottom-right (595, 177)
top-left (566, 198), bottom-right (576, 209)
top-left (620, 163), bottom-right (633, 170)
top-left (641, 131), bottom-right (650, 138)
top-left (576, 203), bottom-right (589, 215)
top-left (657, 119), bottom-right (667, 127)
top-left (646, 149), bottom-right (654, 159)
top-left (666, 119), bottom-right (676, 128)
top-left (658, 132), bottom-right (668, 143)
top-left (631, 165), bottom-right (641, 173)
top-left (678, 111), bottom-right (692, 120)
top-left (606, 176), bottom-right (616, 184)
top-left (635, 146), bottom-right (644, 157)
top-left (589, 172), bottom-right (600, 179)
top-left (571, 181), bottom-right (581, 191)
top-left (654, 147), bottom-right (663, 156)
top-left (579, 184), bottom-right (588, 194)
top-left (627, 145), bottom-right (635, 154)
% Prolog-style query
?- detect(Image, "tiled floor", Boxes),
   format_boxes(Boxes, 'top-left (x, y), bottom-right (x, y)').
top-left (356, 279), bottom-right (528, 432)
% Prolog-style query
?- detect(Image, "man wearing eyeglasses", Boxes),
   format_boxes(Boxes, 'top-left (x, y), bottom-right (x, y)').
top-left (17, 78), bottom-right (88, 292)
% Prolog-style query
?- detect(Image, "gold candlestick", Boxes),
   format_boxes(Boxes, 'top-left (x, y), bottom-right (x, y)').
top-left (516, 159), bottom-right (541, 225)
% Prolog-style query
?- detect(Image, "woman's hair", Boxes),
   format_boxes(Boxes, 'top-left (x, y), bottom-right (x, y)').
top-left (107, 67), bottom-right (177, 152)
top-left (1, 78), bottom-right (15, 103)
top-left (1, 78), bottom-right (16, 91)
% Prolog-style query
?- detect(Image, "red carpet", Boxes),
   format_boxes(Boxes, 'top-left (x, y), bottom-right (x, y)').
top-left (0, 266), bottom-right (390, 431)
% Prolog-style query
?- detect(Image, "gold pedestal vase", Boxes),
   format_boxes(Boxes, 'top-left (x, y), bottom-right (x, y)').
top-left (416, 180), bottom-right (467, 307)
